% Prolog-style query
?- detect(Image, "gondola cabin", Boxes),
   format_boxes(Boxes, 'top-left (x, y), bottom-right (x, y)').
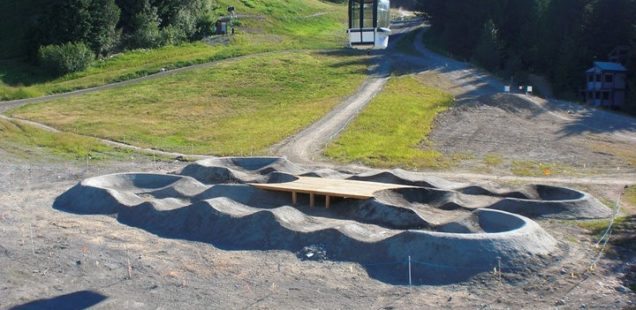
top-left (347, 0), bottom-right (391, 50)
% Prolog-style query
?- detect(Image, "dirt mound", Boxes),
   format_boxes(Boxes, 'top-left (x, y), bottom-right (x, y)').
top-left (349, 169), bottom-right (463, 189)
top-left (180, 157), bottom-right (304, 184)
top-left (429, 93), bottom-right (624, 166)
top-left (53, 156), bottom-right (614, 284)
top-left (376, 184), bottom-right (611, 221)
top-left (54, 175), bottom-right (557, 284)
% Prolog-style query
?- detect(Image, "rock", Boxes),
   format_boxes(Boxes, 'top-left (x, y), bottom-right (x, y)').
top-left (296, 245), bottom-right (327, 261)
top-left (616, 285), bottom-right (631, 293)
top-left (556, 299), bottom-right (566, 306)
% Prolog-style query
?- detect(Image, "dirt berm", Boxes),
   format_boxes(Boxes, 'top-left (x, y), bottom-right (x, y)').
top-left (52, 157), bottom-right (612, 284)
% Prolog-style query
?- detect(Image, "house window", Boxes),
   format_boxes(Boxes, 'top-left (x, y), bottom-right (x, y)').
top-left (596, 74), bottom-right (601, 82)
top-left (603, 92), bottom-right (610, 100)
top-left (595, 92), bottom-right (600, 99)
top-left (605, 74), bottom-right (613, 83)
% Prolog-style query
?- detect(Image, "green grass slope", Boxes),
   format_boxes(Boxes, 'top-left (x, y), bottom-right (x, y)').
top-left (0, 0), bottom-right (348, 101)
top-left (9, 51), bottom-right (369, 155)
top-left (324, 75), bottom-right (455, 169)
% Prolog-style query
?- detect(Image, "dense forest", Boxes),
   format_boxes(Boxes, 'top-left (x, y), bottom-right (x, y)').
top-left (418, 0), bottom-right (636, 110)
top-left (1, 0), bottom-right (217, 75)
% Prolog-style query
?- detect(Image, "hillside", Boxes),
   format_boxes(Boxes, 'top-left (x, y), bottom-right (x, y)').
top-left (0, 0), bottom-right (348, 101)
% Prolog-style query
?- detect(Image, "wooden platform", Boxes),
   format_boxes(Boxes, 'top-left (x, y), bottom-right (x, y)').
top-left (250, 177), bottom-right (411, 208)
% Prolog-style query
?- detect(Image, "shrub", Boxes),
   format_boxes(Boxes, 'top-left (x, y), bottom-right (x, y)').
top-left (38, 42), bottom-right (95, 75)
top-left (160, 25), bottom-right (187, 46)
top-left (193, 15), bottom-right (215, 40)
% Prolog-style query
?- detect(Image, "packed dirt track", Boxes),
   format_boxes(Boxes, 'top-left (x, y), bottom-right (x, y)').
top-left (50, 156), bottom-right (611, 285)
top-left (1, 154), bottom-right (635, 308)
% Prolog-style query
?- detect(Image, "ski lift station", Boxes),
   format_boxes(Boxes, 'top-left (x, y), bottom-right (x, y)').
top-left (347, 0), bottom-right (391, 50)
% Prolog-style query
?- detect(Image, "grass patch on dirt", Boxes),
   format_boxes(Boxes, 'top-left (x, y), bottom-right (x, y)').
top-left (587, 140), bottom-right (636, 168)
top-left (624, 186), bottom-right (636, 207)
top-left (0, 118), bottom-right (141, 161)
top-left (9, 51), bottom-right (369, 155)
top-left (324, 75), bottom-right (454, 169)
top-left (483, 153), bottom-right (504, 167)
top-left (510, 160), bottom-right (575, 177)
top-left (0, 0), bottom-right (348, 101)
top-left (577, 217), bottom-right (626, 235)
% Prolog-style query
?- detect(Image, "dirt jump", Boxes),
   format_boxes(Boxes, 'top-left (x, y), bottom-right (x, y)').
top-left (53, 157), bottom-right (611, 284)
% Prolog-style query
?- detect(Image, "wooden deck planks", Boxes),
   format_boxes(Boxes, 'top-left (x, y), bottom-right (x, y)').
top-left (250, 177), bottom-right (411, 207)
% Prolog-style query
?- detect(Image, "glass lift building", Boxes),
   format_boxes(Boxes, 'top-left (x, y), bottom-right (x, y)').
top-left (347, 0), bottom-right (391, 49)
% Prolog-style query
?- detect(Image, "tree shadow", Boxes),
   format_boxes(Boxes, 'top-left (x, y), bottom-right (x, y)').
top-left (9, 290), bottom-right (107, 310)
top-left (556, 106), bottom-right (636, 138)
top-left (0, 59), bottom-right (57, 86)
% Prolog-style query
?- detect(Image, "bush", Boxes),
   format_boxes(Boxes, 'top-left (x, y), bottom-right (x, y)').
top-left (193, 15), bottom-right (215, 39)
top-left (160, 25), bottom-right (187, 46)
top-left (38, 42), bottom-right (95, 75)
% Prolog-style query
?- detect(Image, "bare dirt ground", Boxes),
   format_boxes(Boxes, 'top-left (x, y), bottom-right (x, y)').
top-left (429, 93), bottom-right (636, 171)
top-left (1, 154), bottom-right (635, 309)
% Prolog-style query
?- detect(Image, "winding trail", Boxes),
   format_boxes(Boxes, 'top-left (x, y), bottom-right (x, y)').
top-left (272, 21), bottom-right (422, 163)
top-left (0, 114), bottom-right (208, 160)
top-left (1, 21), bottom-right (634, 185)
top-left (0, 50), bottom-right (291, 114)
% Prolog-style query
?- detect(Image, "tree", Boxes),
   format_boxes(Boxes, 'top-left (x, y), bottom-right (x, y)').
top-left (87, 0), bottom-right (121, 55)
top-left (126, 0), bottom-right (162, 48)
top-left (473, 19), bottom-right (502, 70)
top-left (35, 0), bottom-right (120, 56)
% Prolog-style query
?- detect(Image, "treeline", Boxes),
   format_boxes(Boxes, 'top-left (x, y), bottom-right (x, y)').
top-left (25, 0), bottom-right (216, 75)
top-left (419, 0), bottom-right (636, 104)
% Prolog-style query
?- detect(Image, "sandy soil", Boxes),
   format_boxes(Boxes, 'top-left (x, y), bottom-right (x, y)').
top-left (1, 155), bottom-right (634, 309)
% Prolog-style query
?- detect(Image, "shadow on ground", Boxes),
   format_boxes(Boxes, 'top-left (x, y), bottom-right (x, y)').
top-left (50, 157), bottom-right (613, 285)
top-left (9, 290), bottom-right (107, 310)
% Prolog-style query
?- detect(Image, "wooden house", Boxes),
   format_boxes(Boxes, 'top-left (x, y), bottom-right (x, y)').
top-left (584, 61), bottom-right (627, 108)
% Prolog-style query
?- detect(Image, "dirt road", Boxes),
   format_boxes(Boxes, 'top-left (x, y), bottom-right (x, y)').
top-left (272, 21), bottom-right (422, 163)
top-left (410, 26), bottom-right (636, 144)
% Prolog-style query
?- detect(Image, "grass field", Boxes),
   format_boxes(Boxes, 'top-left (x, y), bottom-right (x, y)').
top-left (0, 0), bottom-right (348, 101)
top-left (324, 75), bottom-right (454, 169)
top-left (8, 51), bottom-right (369, 155)
top-left (625, 186), bottom-right (636, 207)
top-left (0, 118), bottom-right (144, 161)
